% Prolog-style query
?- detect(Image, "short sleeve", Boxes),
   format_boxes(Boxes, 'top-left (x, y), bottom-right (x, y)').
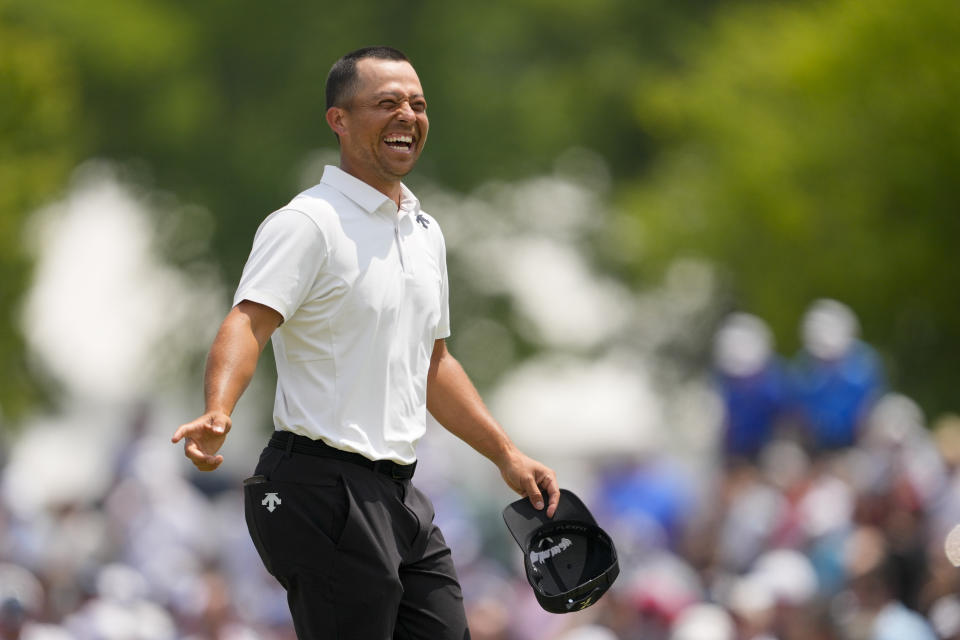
top-left (435, 225), bottom-right (451, 339)
top-left (233, 209), bottom-right (327, 321)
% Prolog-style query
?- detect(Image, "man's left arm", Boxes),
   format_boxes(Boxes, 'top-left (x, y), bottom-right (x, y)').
top-left (427, 338), bottom-right (560, 517)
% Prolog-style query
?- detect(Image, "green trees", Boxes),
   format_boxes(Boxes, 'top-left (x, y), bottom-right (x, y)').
top-left (0, 16), bottom-right (81, 415)
top-left (2, 0), bottom-right (958, 417)
top-left (619, 0), bottom-right (960, 414)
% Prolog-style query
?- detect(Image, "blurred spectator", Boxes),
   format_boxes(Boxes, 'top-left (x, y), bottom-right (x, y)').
top-left (0, 562), bottom-right (72, 639)
top-left (554, 624), bottom-right (619, 640)
top-left (463, 596), bottom-right (509, 640)
top-left (622, 550), bottom-right (702, 637)
top-left (790, 299), bottom-right (885, 452)
top-left (839, 526), bottom-right (937, 640)
top-left (794, 469), bottom-right (855, 595)
top-left (594, 455), bottom-right (697, 554)
top-left (710, 464), bottom-right (788, 574)
top-left (929, 415), bottom-right (960, 546)
top-left (712, 313), bottom-right (789, 462)
top-left (750, 549), bottom-right (827, 640)
top-left (751, 549), bottom-right (819, 610)
top-left (862, 394), bottom-right (946, 508)
top-left (670, 603), bottom-right (735, 640)
top-left (725, 574), bottom-right (777, 640)
top-left (63, 562), bottom-right (177, 640)
top-left (0, 563), bottom-right (43, 639)
top-left (855, 394), bottom-right (943, 610)
top-left (2, 299), bottom-right (959, 639)
top-left (929, 595), bottom-right (960, 640)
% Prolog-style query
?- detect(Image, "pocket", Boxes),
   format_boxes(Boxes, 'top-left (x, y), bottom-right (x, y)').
top-left (243, 478), bottom-right (276, 576)
top-left (243, 474), bottom-right (350, 575)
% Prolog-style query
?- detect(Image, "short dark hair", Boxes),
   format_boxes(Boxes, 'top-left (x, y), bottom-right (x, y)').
top-left (325, 46), bottom-right (410, 111)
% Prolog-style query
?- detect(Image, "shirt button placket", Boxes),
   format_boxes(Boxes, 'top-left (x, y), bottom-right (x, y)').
top-left (393, 219), bottom-right (407, 273)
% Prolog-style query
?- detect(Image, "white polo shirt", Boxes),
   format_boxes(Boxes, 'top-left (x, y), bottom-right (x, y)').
top-left (234, 165), bottom-right (450, 464)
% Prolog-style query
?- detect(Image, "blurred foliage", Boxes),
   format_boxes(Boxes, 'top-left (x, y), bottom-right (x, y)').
top-left (0, 12), bottom-right (81, 417)
top-left (1, 0), bottom-right (731, 275)
top-left (0, 0), bottom-right (731, 417)
top-left (1, 0), bottom-right (958, 418)
top-left (616, 0), bottom-right (960, 415)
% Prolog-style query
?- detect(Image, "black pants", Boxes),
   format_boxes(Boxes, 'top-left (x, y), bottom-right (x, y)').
top-left (243, 440), bottom-right (470, 640)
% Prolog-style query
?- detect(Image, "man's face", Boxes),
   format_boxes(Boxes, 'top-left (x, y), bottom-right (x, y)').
top-left (332, 58), bottom-right (429, 190)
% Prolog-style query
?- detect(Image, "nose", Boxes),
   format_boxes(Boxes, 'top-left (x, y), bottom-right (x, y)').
top-left (396, 99), bottom-right (416, 121)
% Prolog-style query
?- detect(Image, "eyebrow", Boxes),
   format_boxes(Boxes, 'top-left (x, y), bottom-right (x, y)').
top-left (373, 91), bottom-right (426, 101)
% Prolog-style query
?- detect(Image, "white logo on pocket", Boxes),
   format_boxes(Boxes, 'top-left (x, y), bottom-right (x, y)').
top-left (262, 492), bottom-right (281, 512)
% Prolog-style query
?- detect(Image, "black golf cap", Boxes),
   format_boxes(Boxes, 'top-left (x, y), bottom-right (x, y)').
top-left (502, 489), bottom-right (619, 613)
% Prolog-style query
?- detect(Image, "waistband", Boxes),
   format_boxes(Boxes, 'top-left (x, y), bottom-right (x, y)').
top-left (268, 431), bottom-right (416, 480)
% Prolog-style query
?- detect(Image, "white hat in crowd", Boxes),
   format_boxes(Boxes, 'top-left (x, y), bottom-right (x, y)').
top-left (670, 603), bottom-right (735, 640)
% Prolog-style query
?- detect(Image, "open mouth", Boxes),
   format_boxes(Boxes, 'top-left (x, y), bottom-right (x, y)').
top-left (384, 134), bottom-right (415, 152)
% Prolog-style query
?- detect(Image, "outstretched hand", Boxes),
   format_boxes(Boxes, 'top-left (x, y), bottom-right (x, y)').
top-left (171, 411), bottom-right (232, 471)
top-left (499, 450), bottom-right (560, 518)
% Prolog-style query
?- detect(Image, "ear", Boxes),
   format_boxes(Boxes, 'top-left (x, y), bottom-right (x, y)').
top-left (326, 106), bottom-right (348, 137)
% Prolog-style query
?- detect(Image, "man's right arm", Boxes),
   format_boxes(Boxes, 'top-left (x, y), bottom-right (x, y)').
top-left (171, 300), bottom-right (282, 471)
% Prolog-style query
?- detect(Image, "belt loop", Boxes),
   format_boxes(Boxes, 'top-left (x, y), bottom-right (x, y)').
top-left (283, 431), bottom-right (295, 458)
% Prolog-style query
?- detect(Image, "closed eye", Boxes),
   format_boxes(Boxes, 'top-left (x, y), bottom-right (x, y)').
top-left (374, 96), bottom-right (426, 113)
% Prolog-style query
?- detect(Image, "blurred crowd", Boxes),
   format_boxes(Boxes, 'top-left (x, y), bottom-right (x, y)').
top-left (549, 299), bottom-right (960, 640)
top-left (0, 403), bottom-right (296, 640)
top-left (2, 298), bottom-right (960, 640)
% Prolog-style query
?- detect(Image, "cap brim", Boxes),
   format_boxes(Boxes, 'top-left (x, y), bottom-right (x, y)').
top-left (502, 488), bottom-right (598, 549)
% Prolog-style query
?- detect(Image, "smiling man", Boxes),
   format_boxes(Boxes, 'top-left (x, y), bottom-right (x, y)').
top-left (172, 47), bottom-right (559, 639)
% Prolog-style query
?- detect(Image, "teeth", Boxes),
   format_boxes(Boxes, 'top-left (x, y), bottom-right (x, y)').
top-left (385, 135), bottom-right (413, 144)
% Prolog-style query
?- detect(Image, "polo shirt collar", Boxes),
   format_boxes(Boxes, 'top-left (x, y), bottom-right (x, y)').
top-left (398, 183), bottom-right (421, 217)
top-left (320, 165), bottom-right (419, 216)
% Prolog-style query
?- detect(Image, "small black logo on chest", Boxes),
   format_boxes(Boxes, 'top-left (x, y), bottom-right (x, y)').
top-left (416, 214), bottom-right (430, 229)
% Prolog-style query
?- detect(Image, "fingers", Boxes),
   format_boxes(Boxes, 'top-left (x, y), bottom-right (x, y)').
top-left (171, 413), bottom-right (230, 444)
top-left (170, 421), bottom-right (192, 444)
top-left (172, 412), bottom-right (230, 472)
top-left (541, 471), bottom-right (561, 518)
top-left (527, 465), bottom-right (560, 518)
top-left (183, 437), bottom-right (224, 472)
top-left (193, 456), bottom-right (224, 472)
top-left (523, 474), bottom-right (545, 511)
top-left (505, 453), bottom-right (560, 515)
top-left (171, 417), bottom-right (207, 443)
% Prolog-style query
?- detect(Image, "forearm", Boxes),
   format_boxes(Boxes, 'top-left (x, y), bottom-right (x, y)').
top-left (426, 342), bottom-right (517, 466)
top-left (427, 339), bottom-right (559, 514)
top-left (173, 301), bottom-right (280, 471)
top-left (203, 303), bottom-right (276, 416)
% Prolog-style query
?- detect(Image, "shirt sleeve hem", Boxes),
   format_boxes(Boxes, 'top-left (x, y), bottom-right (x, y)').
top-left (233, 289), bottom-right (290, 322)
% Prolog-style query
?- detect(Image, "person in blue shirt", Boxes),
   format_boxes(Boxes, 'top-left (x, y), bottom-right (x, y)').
top-left (790, 299), bottom-right (885, 453)
top-left (712, 313), bottom-right (789, 462)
